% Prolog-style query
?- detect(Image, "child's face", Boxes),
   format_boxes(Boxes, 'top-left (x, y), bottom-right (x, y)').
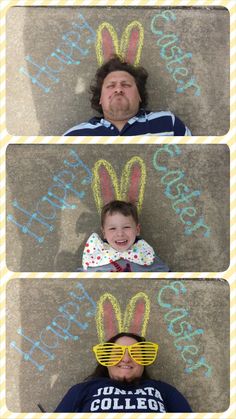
top-left (102, 212), bottom-right (140, 252)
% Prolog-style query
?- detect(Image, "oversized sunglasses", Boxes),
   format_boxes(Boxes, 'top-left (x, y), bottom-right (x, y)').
top-left (93, 341), bottom-right (159, 366)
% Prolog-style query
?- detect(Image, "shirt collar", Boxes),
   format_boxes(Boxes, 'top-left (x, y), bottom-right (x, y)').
top-left (82, 233), bottom-right (155, 270)
top-left (89, 109), bottom-right (147, 130)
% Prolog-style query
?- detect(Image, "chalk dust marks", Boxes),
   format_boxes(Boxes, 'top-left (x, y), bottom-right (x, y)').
top-left (53, 198), bottom-right (91, 269)
top-left (50, 374), bottom-right (59, 389)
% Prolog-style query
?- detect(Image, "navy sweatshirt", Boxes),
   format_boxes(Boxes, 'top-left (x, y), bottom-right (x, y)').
top-left (55, 377), bottom-right (192, 412)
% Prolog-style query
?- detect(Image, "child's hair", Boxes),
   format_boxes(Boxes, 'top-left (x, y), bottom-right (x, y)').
top-left (101, 200), bottom-right (139, 227)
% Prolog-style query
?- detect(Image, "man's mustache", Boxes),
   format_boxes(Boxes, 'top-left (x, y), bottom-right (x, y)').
top-left (111, 92), bottom-right (127, 100)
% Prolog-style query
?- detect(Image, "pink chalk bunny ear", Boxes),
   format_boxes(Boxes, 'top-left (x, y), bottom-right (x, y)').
top-left (120, 21), bottom-right (144, 66)
top-left (92, 159), bottom-right (119, 214)
top-left (120, 156), bottom-right (146, 214)
top-left (96, 293), bottom-right (122, 343)
top-left (96, 22), bottom-right (120, 66)
top-left (96, 21), bottom-right (144, 66)
top-left (123, 292), bottom-right (150, 337)
top-left (96, 292), bottom-right (151, 343)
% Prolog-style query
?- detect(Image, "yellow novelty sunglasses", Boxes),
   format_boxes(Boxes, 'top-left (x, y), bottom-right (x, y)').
top-left (93, 341), bottom-right (159, 366)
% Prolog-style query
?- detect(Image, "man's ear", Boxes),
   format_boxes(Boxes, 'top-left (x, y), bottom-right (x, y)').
top-left (136, 88), bottom-right (141, 103)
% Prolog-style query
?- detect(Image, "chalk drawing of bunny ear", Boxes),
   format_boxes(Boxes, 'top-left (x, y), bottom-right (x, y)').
top-left (92, 159), bottom-right (119, 214)
top-left (96, 21), bottom-right (144, 66)
top-left (96, 292), bottom-right (150, 343)
top-left (92, 156), bottom-right (146, 215)
top-left (97, 293), bottom-right (122, 343)
top-left (123, 292), bottom-right (150, 337)
top-left (120, 156), bottom-right (146, 214)
top-left (96, 22), bottom-right (120, 66)
top-left (120, 21), bottom-right (144, 66)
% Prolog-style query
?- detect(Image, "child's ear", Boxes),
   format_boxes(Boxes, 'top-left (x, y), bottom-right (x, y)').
top-left (101, 227), bottom-right (105, 239)
top-left (136, 223), bottom-right (141, 236)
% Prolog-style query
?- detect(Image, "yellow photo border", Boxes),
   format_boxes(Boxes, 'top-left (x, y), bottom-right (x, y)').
top-left (0, 0), bottom-right (235, 417)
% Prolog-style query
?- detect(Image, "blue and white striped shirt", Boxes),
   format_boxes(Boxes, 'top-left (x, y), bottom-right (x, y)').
top-left (64, 110), bottom-right (191, 136)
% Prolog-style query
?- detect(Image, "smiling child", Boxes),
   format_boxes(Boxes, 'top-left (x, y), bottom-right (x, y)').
top-left (81, 200), bottom-right (169, 272)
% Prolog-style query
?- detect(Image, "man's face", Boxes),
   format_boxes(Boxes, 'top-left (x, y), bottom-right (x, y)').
top-left (99, 71), bottom-right (141, 122)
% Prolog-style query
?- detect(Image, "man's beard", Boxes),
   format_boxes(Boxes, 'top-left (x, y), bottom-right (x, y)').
top-left (109, 95), bottom-right (130, 117)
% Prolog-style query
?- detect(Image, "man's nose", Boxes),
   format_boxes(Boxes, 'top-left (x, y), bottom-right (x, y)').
top-left (115, 85), bottom-right (124, 94)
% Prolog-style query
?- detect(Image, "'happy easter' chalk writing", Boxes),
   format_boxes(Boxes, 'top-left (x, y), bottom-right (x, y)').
top-left (10, 283), bottom-right (96, 372)
top-left (157, 281), bottom-right (212, 377)
top-left (151, 10), bottom-right (200, 96)
top-left (153, 144), bottom-right (210, 237)
top-left (7, 149), bottom-right (92, 243)
top-left (19, 14), bottom-right (96, 93)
